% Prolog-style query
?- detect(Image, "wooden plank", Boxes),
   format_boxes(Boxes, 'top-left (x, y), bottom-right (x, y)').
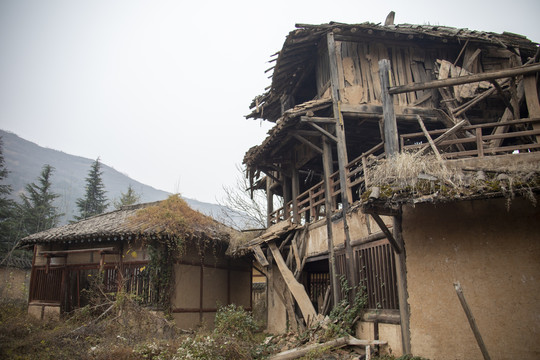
top-left (389, 63), bottom-right (540, 95)
top-left (404, 48), bottom-right (416, 103)
top-left (268, 241), bottom-right (318, 325)
top-left (252, 245), bottom-right (269, 267)
top-left (379, 59), bottom-right (399, 157)
top-left (454, 282), bottom-right (492, 360)
top-left (524, 74), bottom-right (540, 143)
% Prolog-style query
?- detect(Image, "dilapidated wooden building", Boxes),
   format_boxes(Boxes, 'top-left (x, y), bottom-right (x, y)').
top-left (20, 199), bottom-right (252, 329)
top-left (243, 20), bottom-right (540, 359)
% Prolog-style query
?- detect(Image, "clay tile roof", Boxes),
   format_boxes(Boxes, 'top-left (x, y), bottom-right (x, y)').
top-left (19, 201), bottom-right (231, 246)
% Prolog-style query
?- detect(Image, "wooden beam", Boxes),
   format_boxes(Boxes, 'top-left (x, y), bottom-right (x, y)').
top-left (454, 282), bottom-right (492, 360)
top-left (268, 241), bottom-right (318, 325)
top-left (370, 213), bottom-right (402, 254)
top-left (39, 247), bottom-right (116, 256)
top-left (389, 63), bottom-right (540, 95)
top-left (300, 116), bottom-right (336, 124)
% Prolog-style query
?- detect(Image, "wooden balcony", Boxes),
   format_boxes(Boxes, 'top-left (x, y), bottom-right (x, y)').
top-left (268, 116), bottom-right (540, 226)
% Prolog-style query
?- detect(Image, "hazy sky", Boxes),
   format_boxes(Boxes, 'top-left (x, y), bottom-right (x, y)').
top-left (1, 0), bottom-right (539, 204)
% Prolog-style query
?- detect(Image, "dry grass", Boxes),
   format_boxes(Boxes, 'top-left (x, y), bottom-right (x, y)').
top-left (363, 152), bottom-right (540, 206)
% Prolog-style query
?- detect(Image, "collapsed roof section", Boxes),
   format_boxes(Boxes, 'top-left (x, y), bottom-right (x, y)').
top-left (247, 21), bottom-right (538, 123)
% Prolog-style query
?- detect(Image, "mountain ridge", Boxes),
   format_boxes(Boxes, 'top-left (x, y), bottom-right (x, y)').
top-left (0, 129), bottom-right (245, 228)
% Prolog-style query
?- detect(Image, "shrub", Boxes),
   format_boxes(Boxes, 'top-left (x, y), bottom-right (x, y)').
top-left (214, 304), bottom-right (257, 342)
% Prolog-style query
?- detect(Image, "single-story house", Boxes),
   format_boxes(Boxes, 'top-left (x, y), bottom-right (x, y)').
top-left (19, 197), bottom-right (252, 328)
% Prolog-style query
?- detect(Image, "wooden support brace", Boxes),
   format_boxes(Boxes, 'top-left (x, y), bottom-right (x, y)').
top-left (305, 121), bottom-right (338, 143)
top-left (370, 214), bottom-right (402, 254)
top-left (454, 282), bottom-right (492, 360)
top-left (292, 134), bottom-right (323, 154)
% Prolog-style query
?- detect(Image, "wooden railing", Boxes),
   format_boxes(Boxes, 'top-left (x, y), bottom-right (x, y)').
top-left (267, 117), bottom-right (539, 226)
top-left (268, 142), bottom-right (385, 225)
top-left (401, 117), bottom-right (540, 158)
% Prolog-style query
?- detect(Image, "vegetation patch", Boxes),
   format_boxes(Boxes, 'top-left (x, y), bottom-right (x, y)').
top-left (362, 152), bottom-right (540, 207)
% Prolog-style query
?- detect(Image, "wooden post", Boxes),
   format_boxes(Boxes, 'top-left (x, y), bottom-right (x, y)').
top-left (323, 138), bottom-right (340, 307)
top-left (327, 31), bottom-right (358, 297)
top-left (393, 214), bottom-right (411, 355)
top-left (283, 174), bottom-right (291, 220)
top-left (292, 162), bottom-right (300, 223)
top-left (379, 59), bottom-right (399, 157)
top-left (266, 174), bottom-right (274, 227)
top-left (454, 282), bottom-right (492, 360)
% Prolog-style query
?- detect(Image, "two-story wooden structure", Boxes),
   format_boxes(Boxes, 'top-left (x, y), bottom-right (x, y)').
top-left (243, 21), bottom-right (539, 359)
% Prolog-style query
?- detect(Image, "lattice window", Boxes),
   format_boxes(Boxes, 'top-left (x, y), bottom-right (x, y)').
top-left (355, 240), bottom-right (399, 310)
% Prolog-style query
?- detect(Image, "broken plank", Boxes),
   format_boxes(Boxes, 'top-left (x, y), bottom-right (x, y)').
top-left (291, 236), bottom-right (302, 272)
top-left (269, 337), bottom-right (349, 360)
top-left (416, 115), bottom-right (443, 162)
top-left (252, 245), bottom-right (269, 267)
top-left (268, 241), bottom-right (318, 325)
top-left (416, 120), bottom-right (467, 156)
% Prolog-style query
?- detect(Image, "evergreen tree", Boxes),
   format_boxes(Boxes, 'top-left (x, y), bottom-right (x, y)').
top-left (0, 137), bottom-right (16, 253)
top-left (18, 164), bottom-right (62, 237)
top-left (75, 158), bottom-right (108, 220)
top-left (114, 184), bottom-right (141, 209)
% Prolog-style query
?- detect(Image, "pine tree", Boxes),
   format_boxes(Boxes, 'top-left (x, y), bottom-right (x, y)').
top-left (0, 137), bottom-right (16, 253)
top-left (75, 158), bottom-right (108, 220)
top-left (18, 164), bottom-right (62, 237)
top-left (114, 184), bottom-right (141, 209)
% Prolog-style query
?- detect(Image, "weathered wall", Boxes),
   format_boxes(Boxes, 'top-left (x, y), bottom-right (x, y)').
top-left (402, 196), bottom-right (540, 360)
top-left (305, 209), bottom-right (392, 257)
top-left (266, 265), bottom-right (287, 334)
top-left (0, 267), bottom-right (30, 301)
top-left (171, 247), bottom-right (252, 330)
top-left (356, 320), bottom-right (403, 357)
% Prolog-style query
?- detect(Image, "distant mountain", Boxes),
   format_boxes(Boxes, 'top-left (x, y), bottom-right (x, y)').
top-left (0, 129), bottom-right (248, 228)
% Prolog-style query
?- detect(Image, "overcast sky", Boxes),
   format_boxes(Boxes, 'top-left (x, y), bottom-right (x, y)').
top-left (1, 0), bottom-right (539, 204)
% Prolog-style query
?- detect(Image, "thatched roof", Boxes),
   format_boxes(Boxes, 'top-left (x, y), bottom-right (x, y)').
top-left (247, 21), bottom-right (538, 123)
top-left (20, 200), bottom-right (232, 247)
